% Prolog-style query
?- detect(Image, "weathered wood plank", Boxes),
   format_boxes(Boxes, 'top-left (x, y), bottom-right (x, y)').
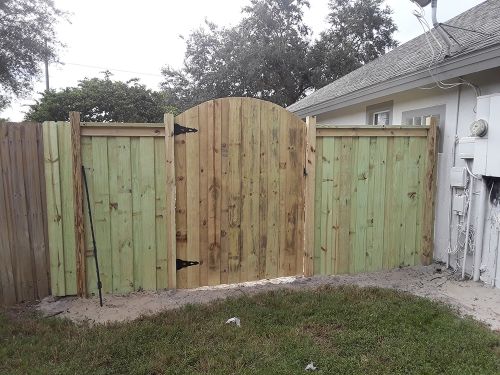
top-left (219, 99), bottom-right (230, 284)
top-left (70, 112), bottom-right (86, 297)
top-left (403, 137), bottom-right (421, 267)
top-left (354, 137), bottom-right (370, 273)
top-left (304, 116), bottom-right (316, 276)
top-left (174, 112), bottom-right (188, 288)
top-left (108, 137), bottom-right (133, 292)
top-left (185, 106), bottom-right (201, 288)
top-left (91, 137), bottom-right (112, 293)
top-left (43, 122), bottom-right (66, 296)
top-left (140, 137), bottom-right (157, 290)
top-left (163, 113), bottom-right (176, 289)
top-left (80, 136), bottom-right (96, 295)
top-left (154, 137), bottom-right (168, 289)
top-left (131, 138), bottom-right (143, 290)
top-left (21, 125), bottom-right (49, 300)
top-left (313, 138), bottom-right (323, 275)
top-left (198, 102), bottom-right (210, 286)
top-left (207, 101), bottom-right (221, 285)
top-left (422, 120), bottom-right (438, 265)
top-left (227, 98), bottom-right (242, 283)
top-left (337, 137), bottom-right (352, 274)
top-left (81, 127), bottom-right (164, 137)
top-left (316, 127), bottom-right (428, 137)
top-left (263, 104), bottom-right (280, 279)
top-left (241, 98), bottom-right (261, 281)
top-left (369, 137), bottom-right (387, 272)
top-left (0, 125), bottom-right (17, 304)
top-left (58, 123), bottom-right (77, 294)
top-left (320, 137), bottom-right (335, 275)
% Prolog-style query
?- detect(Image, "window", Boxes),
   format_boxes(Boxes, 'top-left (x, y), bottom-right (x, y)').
top-left (402, 105), bottom-right (446, 152)
top-left (366, 101), bottom-right (393, 126)
top-left (372, 110), bottom-right (390, 126)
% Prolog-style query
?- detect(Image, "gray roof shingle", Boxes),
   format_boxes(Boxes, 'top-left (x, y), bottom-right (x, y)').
top-left (288, 0), bottom-right (500, 113)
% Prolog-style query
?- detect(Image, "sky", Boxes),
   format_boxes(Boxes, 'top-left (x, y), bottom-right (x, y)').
top-left (1, 0), bottom-right (487, 121)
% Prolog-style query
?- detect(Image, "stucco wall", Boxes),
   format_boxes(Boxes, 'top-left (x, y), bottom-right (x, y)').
top-left (314, 67), bottom-right (500, 286)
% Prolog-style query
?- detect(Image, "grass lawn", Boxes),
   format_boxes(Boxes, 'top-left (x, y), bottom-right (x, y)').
top-left (1, 286), bottom-right (499, 374)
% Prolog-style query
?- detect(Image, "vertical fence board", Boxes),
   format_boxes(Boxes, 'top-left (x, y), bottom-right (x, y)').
top-left (241, 99), bottom-right (261, 281)
top-left (81, 136), bottom-right (96, 294)
top-left (155, 137), bottom-right (168, 289)
top-left (164, 114), bottom-right (177, 289)
top-left (227, 98), bottom-right (242, 283)
top-left (0, 125), bottom-right (16, 304)
top-left (304, 116), bottom-right (316, 276)
top-left (185, 107), bottom-right (201, 288)
top-left (91, 137), bottom-right (112, 293)
top-left (141, 138), bottom-right (157, 290)
top-left (219, 100), bottom-right (230, 284)
top-left (198, 102), bottom-right (209, 286)
top-left (43, 122), bottom-right (66, 296)
top-left (313, 138), bottom-right (323, 275)
top-left (354, 137), bottom-right (370, 273)
top-left (264, 104), bottom-right (280, 279)
top-left (0, 123), bottom-right (50, 305)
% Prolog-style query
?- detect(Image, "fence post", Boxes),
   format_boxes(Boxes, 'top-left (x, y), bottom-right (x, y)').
top-left (165, 113), bottom-right (177, 289)
top-left (304, 116), bottom-right (317, 276)
top-left (421, 117), bottom-right (438, 265)
top-left (70, 112), bottom-right (86, 297)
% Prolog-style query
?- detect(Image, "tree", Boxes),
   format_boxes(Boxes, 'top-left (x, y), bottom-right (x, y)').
top-left (0, 0), bottom-right (65, 111)
top-left (161, 0), bottom-right (312, 110)
top-left (309, 0), bottom-right (398, 89)
top-left (25, 73), bottom-right (176, 123)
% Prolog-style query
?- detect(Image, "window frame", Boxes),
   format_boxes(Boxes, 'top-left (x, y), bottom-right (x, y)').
top-left (366, 101), bottom-right (393, 126)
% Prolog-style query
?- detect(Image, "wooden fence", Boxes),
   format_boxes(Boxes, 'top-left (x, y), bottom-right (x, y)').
top-left (310, 124), bottom-right (437, 275)
top-left (37, 100), bottom-right (437, 299)
top-left (43, 120), bottom-right (173, 297)
top-left (0, 123), bottom-right (50, 306)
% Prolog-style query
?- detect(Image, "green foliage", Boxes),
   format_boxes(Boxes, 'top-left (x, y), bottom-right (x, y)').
top-left (0, 0), bottom-right (65, 111)
top-left (162, 0), bottom-right (397, 111)
top-left (309, 0), bottom-right (398, 89)
top-left (26, 74), bottom-right (177, 122)
top-left (1, 287), bottom-right (499, 374)
top-left (162, 0), bottom-right (312, 110)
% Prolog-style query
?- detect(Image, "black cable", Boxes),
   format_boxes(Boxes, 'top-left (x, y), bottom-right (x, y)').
top-left (81, 165), bottom-right (103, 307)
top-left (440, 23), bottom-right (495, 37)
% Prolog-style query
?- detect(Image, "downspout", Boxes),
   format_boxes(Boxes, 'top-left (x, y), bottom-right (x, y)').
top-left (431, 0), bottom-right (460, 56)
top-left (473, 179), bottom-right (488, 281)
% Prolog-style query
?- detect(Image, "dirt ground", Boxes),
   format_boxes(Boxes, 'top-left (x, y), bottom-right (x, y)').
top-left (37, 264), bottom-right (500, 330)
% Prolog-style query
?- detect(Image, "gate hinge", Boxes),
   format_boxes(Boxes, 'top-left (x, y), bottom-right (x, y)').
top-left (173, 123), bottom-right (198, 136)
top-left (176, 258), bottom-right (200, 271)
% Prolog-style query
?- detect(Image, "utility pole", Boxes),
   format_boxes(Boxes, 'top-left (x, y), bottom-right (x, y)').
top-left (44, 39), bottom-right (50, 91)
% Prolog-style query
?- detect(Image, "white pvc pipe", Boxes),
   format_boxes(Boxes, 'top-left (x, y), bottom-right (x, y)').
top-left (473, 179), bottom-right (488, 281)
top-left (462, 177), bottom-right (474, 279)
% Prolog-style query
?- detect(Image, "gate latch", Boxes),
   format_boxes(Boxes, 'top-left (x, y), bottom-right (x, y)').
top-left (176, 258), bottom-right (200, 271)
top-left (173, 123), bottom-right (198, 136)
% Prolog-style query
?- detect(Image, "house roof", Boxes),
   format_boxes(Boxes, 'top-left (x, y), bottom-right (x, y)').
top-left (288, 0), bottom-right (500, 117)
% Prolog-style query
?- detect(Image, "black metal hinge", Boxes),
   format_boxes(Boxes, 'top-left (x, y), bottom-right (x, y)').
top-left (176, 258), bottom-right (200, 271)
top-left (173, 123), bottom-right (198, 136)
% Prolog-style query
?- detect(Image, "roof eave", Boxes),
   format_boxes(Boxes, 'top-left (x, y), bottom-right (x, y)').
top-left (291, 44), bottom-right (500, 118)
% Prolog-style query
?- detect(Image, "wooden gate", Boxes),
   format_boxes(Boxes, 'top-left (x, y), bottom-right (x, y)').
top-left (172, 98), bottom-right (307, 288)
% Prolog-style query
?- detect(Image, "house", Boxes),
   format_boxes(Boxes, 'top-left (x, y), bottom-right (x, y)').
top-left (289, 0), bottom-right (500, 287)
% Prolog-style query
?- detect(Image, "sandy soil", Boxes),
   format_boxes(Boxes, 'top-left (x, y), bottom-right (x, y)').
top-left (37, 264), bottom-right (500, 330)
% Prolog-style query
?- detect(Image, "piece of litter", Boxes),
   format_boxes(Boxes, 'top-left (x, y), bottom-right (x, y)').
top-left (305, 362), bottom-right (317, 371)
top-left (225, 317), bottom-right (241, 327)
